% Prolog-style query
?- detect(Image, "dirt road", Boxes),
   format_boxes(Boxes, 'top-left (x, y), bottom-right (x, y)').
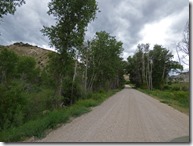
top-left (37, 88), bottom-right (189, 142)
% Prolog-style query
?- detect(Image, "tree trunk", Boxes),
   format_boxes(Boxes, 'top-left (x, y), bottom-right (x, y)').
top-left (146, 57), bottom-right (150, 89)
top-left (71, 55), bottom-right (78, 105)
top-left (56, 74), bottom-right (63, 97)
top-left (142, 51), bottom-right (145, 85)
top-left (150, 62), bottom-right (153, 90)
top-left (161, 63), bottom-right (166, 90)
top-left (85, 48), bottom-right (88, 93)
top-left (88, 73), bottom-right (96, 91)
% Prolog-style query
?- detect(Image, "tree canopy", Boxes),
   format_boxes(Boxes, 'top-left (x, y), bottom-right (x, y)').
top-left (41, 0), bottom-right (98, 99)
top-left (126, 44), bottom-right (183, 89)
top-left (85, 31), bottom-right (125, 91)
top-left (42, 0), bottom-right (98, 54)
top-left (176, 20), bottom-right (189, 65)
top-left (0, 0), bottom-right (25, 18)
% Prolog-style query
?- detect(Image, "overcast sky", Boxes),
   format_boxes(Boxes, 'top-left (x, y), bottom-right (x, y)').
top-left (0, 0), bottom-right (189, 69)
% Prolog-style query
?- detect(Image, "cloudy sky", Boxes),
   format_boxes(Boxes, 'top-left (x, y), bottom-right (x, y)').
top-left (0, 0), bottom-right (189, 68)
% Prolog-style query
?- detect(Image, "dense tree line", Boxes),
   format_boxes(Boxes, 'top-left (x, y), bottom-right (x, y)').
top-left (0, 0), bottom-right (185, 132)
top-left (0, 48), bottom-right (41, 130)
top-left (41, 0), bottom-right (98, 100)
top-left (0, 0), bottom-right (125, 130)
top-left (0, 35), bottom-right (125, 130)
top-left (126, 44), bottom-right (183, 89)
top-left (81, 31), bottom-right (125, 92)
top-left (41, 0), bottom-right (125, 104)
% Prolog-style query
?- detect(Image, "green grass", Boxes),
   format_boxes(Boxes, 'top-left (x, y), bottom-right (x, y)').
top-left (0, 89), bottom-right (119, 142)
top-left (164, 82), bottom-right (189, 91)
top-left (139, 89), bottom-right (189, 114)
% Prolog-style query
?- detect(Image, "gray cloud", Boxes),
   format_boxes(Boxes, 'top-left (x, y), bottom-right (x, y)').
top-left (85, 0), bottom-right (189, 58)
top-left (0, 0), bottom-right (54, 48)
top-left (0, 0), bottom-right (189, 59)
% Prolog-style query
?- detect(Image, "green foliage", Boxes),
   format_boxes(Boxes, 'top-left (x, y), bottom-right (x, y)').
top-left (0, 0), bottom-right (25, 18)
top-left (0, 109), bottom-right (70, 142)
top-left (0, 89), bottom-right (119, 142)
top-left (41, 0), bottom-right (98, 104)
top-left (62, 77), bottom-right (82, 105)
top-left (0, 0), bottom-right (125, 141)
top-left (164, 83), bottom-right (189, 91)
top-left (149, 45), bottom-right (182, 89)
top-left (23, 88), bottom-right (55, 120)
top-left (0, 48), bottom-right (40, 85)
top-left (0, 49), bottom-right (18, 84)
top-left (16, 56), bottom-right (39, 82)
top-left (0, 49), bottom-right (52, 130)
top-left (0, 81), bottom-right (26, 130)
top-left (45, 52), bottom-right (81, 105)
top-left (85, 31), bottom-right (125, 91)
top-left (126, 44), bottom-right (183, 89)
top-left (77, 99), bottom-right (98, 108)
top-left (140, 89), bottom-right (189, 114)
top-left (67, 105), bottom-right (90, 118)
top-left (47, 52), bottom-right (73, 80)
top-left (42, 0), bottom-right (98, 52)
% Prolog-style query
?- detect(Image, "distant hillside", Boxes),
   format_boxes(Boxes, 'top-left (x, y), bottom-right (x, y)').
top-left (1, 42), bottom-right (54, 69)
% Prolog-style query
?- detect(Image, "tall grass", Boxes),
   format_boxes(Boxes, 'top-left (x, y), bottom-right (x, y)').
top-left (0, 89), bottom-right (119, 142)
top-left (139, 89), bottom-right (189, 114)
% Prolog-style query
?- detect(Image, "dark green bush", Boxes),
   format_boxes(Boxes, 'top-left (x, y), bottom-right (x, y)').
top-left (0, 47), bottom-right (122, 141)
top-left (163, 85), bottom-right (170, 90)
top-left (181, 85), bottom-right (189, 91)
top-left (0, 82), bottom-right (26, 130)
top-left (0, 49), bottom-right (18, 84)
top-left (173, 91), bottom-right (189, 107)
top-left (171, 86), bottom-right (180, 91)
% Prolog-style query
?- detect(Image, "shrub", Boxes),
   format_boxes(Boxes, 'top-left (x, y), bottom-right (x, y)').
top-left (61, 79), bottom-right (82, 105)
top-left (0, 109), bottom-right (70, 141)
top-left (181, 85), bottom-right (189, 91)
top-left (163, 85), bottom-right (170, 90)
top-left (139, 89), bottom-right (189, 113)
top-left (171, 85), bottom-right (181, 91)
top-left (24, 88), bottom-right (54, 120)
top-left (173, 91), bottom-right (189, 107)
top-left (0, 48), bottom-right (18, 84)
top-left (0, 82), bottom-right (26, 130)
top-left (77, 99), bottom-right (99, 107)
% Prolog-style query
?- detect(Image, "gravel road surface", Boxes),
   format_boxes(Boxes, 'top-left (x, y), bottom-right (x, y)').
top-left (37, 88), bottom-right (189, 142)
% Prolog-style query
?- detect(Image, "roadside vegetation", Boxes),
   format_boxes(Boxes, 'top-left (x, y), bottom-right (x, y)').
top-left (139, 83), bottom-right (189, 114)
top-left (0, 89), bottom-right (119, 142)
top-left (125, 22), bottom-right (189, 114)
top-left (125, 42), bottom-right (189, 115)
top-left (0, 0), bottom-right (126, 142)
top-left (0, 0), bottom-right (189, 142)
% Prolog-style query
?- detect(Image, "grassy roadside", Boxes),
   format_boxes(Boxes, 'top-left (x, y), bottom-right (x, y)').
top-left (138, 89), bottom-right (189, 115)
top-left (0, 89), bottom-right (120, 142)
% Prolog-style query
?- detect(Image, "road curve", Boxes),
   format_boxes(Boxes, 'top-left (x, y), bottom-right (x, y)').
top-left (36, 88), bottom-right (189, 142)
